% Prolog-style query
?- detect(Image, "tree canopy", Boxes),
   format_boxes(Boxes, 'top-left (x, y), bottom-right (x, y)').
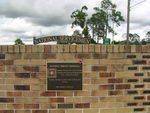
top-left (71, 0), bottom-right (124, 43)
top-left (15, 38), bottom-right (24, 45)
top-left (71, 6), bottom-right (90, 37)
top-left (88, 0), bottom-right (124, 41)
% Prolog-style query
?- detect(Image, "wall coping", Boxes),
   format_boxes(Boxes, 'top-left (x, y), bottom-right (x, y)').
top-left (0, 44), bottom-right (149, 53)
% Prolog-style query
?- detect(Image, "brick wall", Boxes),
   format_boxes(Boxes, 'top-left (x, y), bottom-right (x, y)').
top-left (0, 45), bottom-right (149, 113)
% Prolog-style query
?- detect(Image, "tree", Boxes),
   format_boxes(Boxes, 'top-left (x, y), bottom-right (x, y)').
top-left (72, 30), bottom-right (82, 37)
top-left (70, 0), bottom-right (124, 43)
top-left (71, 6), bottom-right (90, 37)
top-left (146, 31), bottom-right (150, 38)
top-left (15, 38), bottom-right (24, 45)
top-left (141, 38), bottom-right (150, 45)
top-left (122, 33), bottom-right (140, 45)
top-left (129, 33), bottom-right (140, 43)
top-left (82, 25), bottom-right (90, 37)
top-left (141, 31), bottom-right (150, 44)
top-left (71, 6), bottom-right (88, 29)
top-left (87, 9), bottom-right (107, 42)
top-left (88, 0), bottom-right (124, 42)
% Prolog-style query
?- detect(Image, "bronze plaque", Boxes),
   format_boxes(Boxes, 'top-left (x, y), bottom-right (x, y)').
top-left (47, 63), bottom-right (82, 90)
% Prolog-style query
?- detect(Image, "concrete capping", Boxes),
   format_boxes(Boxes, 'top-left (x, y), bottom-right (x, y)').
top-left (0, 44), bottom-right (149, 53)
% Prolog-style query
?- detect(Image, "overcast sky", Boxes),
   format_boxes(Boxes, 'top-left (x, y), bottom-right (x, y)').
top-left (0, 0), bottom-right (149, 45)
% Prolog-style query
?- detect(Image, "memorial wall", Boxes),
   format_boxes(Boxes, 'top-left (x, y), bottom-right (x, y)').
top-left (0, 45), bottom-right (149, 113)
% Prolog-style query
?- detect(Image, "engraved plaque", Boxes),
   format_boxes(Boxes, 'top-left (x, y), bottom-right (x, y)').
top-left (47, 63), bottom-right (82, 90)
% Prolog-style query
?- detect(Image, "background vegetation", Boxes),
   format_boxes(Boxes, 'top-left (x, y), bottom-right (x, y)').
top-left (71, 0), bottom-right (150, 45)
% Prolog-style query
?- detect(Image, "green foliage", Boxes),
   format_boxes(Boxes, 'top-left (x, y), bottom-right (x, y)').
top-left (111, 38), bottom-right (150, 45)
top-left (142, 31), bottom-right (150, 44)
top-left (88, 0), bottom-right (124, 41)
top-left (146, 31), bottom-right (150, 38)
top-left (70, 0), bottom-right (124, 44)
top-left (71, 6), bottom-right (90, 37)
top-left (101, 0), bottom-right (116, 10)
top-left (72, 30), bottom-right (82, 37)
top-left (71, 6), bottom-right (88, 29)
top-left (111, 40), bottom-right (120, 44)
top-left (87, 9), bottom-right (107, 38)
top-left (82, 25), bottom-right (90, 37)
top-left (129, 33), bottom-right (140, 43)
top-left (15, 38), bottom-right (24, 45)
top-left (90, 38), bottom-right (97, 44)
top-left (141, 38), bottom-right (150, 45)
top-left (111, 11), bottom-right (124, 26)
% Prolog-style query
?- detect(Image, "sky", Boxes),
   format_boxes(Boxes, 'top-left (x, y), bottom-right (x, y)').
top-left (0, 0), bottom-right (149, 45)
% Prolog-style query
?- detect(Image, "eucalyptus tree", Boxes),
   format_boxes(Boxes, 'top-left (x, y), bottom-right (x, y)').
top-left (88, 0), bottom-right (124, 42)
top-left (122, 33), bottom-right (140, 44)
top-left (129, 33), bottom-right (140, 44)
top-left (141, 31), bottom-right (150, 44)
top-left (72, 30), bottom-right (82, 37)
top-left (146, 31), bottom-right (150, 38)
top-left (15, 38), bottom-right (24, 45)
top-left (87, 9), bottom-right (107, 42)
top-left (71, 6), bottom-right (90, 37)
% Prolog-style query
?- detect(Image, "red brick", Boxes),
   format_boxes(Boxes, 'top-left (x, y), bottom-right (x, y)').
top-left (40, 91), bottom-right (56, 96)
top-left (134, 84), bottom-right (144, 88)
top-left (124, 45), bottom-right (131, 52)
top-left (50, 98), bottom-right (64, 103)
top-left (75, 103), bottom-right (90, 108)
top-left (0, 110), bottom-right (14, 113)
top-left (15, 110), bottom-right (31, 113)
top-left (99, 72), bottom-right (115, 77)
top-left (92, 53), bottom-right (107, 59)
top-left (142, 45), bottom-right (150, 52)
top-left (75, 53), bottom-right (91, 59)
top-left (0, 98), bottom-right (14, 103)
top-left (7, 92), bottom-right (22, 97)
top-left (0, 60), bottom-right (14, 65)
top-left (49, 110), bottom-right (65, 113)
top-left (23, 66), bottom-right (39, 72)
top-left (43, 53), bottom-right (56, 59)
top-left (14, 85), bottom-right (30, 91)
top-left (32, 110), bottom-right (48, 113)
top-left (99, 84), bottom-right (114, 90)
top-left (44, 45), bottom-right (51, 52)
top-left (116, 84), bottom-right (130, 89)
top-left (92, 66), bottom-right (107, 71)
top-left (108, 78), bottom-right (123, 83)
top-left (49, 104), bottom-right (57, 109)
top-left (127, 102), bottom-right (138, 106)
top-left (132, 60), bottom-right (147, 65)
top-left (9, 104), bottom-right (24, 109)
top-left (134, 96), bottom-right (145, 100)
top-left (0, 66), bottom-right (5, 72)
top-left (15, 73), bottom-right (30, 78)
top-left (24, 104), bottom-right (39, 109)
top-left (0, 54), bottom-right (5, 59)
top-left (109, 90), bottom-right (123, 96)
top-left (134, 108), bottom-right (145, 112)
top-left (136, 45), bottom-right (142, 52)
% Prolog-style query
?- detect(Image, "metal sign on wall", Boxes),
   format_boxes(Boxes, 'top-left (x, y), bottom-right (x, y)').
top-left (33, 36), bottom-right (91, 44)
top-left (47, 63), bottom-right (82, 90)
